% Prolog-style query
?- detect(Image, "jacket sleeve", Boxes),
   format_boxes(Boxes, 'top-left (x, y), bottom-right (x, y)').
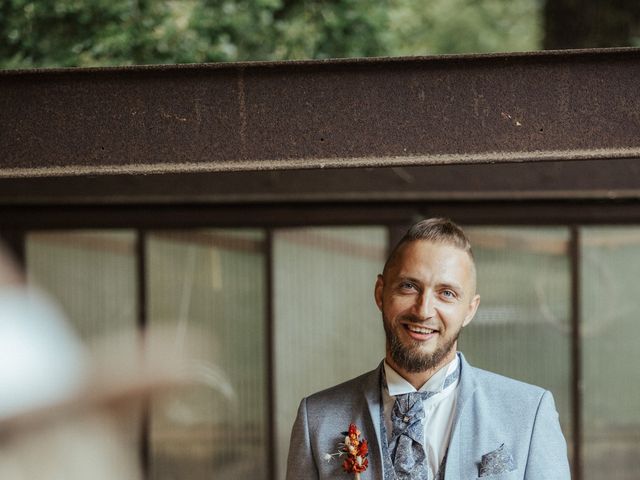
top-left (286, 397), bottom-right (320, 480)
top-left (524, 390), bottom-right (571, 479)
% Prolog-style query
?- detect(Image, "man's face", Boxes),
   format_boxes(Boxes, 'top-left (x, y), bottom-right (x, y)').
top-left (374, 240), bottom-right (480, 374)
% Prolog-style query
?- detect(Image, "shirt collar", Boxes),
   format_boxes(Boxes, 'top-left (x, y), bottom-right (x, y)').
top-left (383, 354), bottom-right (459, 397)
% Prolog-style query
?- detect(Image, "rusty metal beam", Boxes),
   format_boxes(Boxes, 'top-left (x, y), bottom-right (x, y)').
top-left (0, 158), bottom-right (639, 205)
top-left (2, 48), bottom-right (640, 177)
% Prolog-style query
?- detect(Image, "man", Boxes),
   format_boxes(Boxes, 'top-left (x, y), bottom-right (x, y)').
top-left (286, 218), bottom-right (570, 479)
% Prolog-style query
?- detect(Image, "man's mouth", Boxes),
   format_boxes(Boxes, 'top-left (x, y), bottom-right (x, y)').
top-left (406, 325), bottom-right (435, 334)
top-left (403, 323), bottom-right (438, 340)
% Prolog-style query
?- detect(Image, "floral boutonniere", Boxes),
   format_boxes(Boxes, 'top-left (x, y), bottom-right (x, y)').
top-left (324, 423), bottom-right (369, 478)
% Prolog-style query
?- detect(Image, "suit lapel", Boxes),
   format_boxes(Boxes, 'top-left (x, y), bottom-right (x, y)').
top-left (443, 353), bottom-right (478, 479)
top-left (361, 361), bottom-right (385, 479)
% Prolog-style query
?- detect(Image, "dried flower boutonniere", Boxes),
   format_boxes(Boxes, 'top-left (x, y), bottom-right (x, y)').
top-left (324, 423), bottom-right (369, 479)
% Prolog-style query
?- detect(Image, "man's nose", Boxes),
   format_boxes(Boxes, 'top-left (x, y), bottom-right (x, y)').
top-left (415, 291), bottom-right (436, 318)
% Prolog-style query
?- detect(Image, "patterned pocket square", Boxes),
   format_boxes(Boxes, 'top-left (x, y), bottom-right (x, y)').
top-left (478, 443), bottom-right (516, 477)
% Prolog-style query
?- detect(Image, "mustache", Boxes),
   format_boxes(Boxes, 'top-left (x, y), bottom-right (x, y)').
top-left (399, 314), bottom-right (429, 323)
top-left (399, 313), bottom-right (440, 332)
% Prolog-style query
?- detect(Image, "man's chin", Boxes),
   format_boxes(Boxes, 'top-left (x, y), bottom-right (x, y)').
top-left (404, 338), bottom-right (441, 356)
top-left (391, 342), bottom-right (457, 373)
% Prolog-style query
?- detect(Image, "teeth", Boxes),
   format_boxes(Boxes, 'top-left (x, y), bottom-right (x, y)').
top-left (407, 325), bottom-right (435, 334)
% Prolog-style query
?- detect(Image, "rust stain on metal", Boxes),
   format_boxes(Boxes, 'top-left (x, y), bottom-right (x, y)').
top-left (501, 111), bottom-right (523, 127)
top-left (237, 67), bottom-right (248, 161)
top-left (161, 111), bottom-right (188, 122)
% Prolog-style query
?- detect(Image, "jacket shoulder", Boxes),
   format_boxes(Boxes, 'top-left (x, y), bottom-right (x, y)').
top-left (466, 363), bottom-right (549, 407)
top-left (304, 367), bottom-right (379, 410)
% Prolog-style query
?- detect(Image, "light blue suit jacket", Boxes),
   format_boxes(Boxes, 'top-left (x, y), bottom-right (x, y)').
top-left (286, 353), bottom-right (570, 479)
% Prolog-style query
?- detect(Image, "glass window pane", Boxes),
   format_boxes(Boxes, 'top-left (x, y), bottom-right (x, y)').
top-left (581, 227), bottom-right (640, 479)
top-left (274, 226), bottom-right (387, 479)
top-left (25, 230), bottom-right (140, 445)
top-left (25, 230), bottom-right (138, 342)
top-left (147, 230), bottom-right (267, 480)
top-left (461, 227), bottom-right (572, 453)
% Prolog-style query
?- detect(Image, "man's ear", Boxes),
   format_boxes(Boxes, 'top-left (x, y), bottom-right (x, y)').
top-left (374, 274), bottom-right (384, 311)
top-left (463, 294), bottom-right (481, 327)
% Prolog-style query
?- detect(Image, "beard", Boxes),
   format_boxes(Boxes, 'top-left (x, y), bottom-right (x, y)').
top-left (383, 313), bottom-right (461, 373)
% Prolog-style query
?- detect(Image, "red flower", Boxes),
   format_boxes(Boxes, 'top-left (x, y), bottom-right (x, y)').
top-left (359, 439), bottom-right (369, 457)
top-left (325, 423), bottom-right (369, 477)
top-left (339, 423), bottom-right (369, 475)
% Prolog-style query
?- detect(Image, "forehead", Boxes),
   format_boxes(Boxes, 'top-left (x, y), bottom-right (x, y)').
top-left (389, 240), bottom-right (475, 281)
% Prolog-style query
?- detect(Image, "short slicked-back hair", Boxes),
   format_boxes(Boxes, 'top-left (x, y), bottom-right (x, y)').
top-left (383, 217), bottom-right (474, 276)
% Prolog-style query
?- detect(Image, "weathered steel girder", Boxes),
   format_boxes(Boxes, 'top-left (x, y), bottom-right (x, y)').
top-left (0, 158), bottom-right (639, 205)
top-left (1, 47), bottom-right (640, 178)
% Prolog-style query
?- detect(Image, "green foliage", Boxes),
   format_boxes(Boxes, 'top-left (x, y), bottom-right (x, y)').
top-left (0, 0), bottom-right (542, 69)
top-left (387, 0), bottom-right (542, 56)
top-left (271, 0), bottom-right (391, 60)
top-left (147, 0), bottom-right (392, 63)
top-left (0, 0), bottom-right (175, 68)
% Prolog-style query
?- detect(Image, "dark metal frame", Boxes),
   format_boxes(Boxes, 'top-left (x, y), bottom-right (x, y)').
top-left (136, 230), bottom-right (151, 476)
top-left (1, 199), bottom-right (640, 230)
top-left (569, 226), bottom-right (583, 479)
top-left (266, 229), bottom-right (277, 479)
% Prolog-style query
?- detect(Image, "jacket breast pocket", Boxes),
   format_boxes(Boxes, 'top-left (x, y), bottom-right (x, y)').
top-left (476, 470), bottom-right (519, 480)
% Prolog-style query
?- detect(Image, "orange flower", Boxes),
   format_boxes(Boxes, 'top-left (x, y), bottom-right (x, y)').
top-left (339, 423), bottom-right (369, 475)
top-left (325, 423), bottom-right (369, 477)
top-left (359, 439), bottom-right (369, 457)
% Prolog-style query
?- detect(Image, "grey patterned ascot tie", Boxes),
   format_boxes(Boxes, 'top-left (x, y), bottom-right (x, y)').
top-left (390, 391), bottom-right (431, 480)
top-left (388, 367), bottom-right (460, 480)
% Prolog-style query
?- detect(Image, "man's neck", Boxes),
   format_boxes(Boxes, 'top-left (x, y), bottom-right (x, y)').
top-left (385, 351), bottom-right (457, 390)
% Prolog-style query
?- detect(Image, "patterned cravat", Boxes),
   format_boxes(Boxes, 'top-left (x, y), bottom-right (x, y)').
top-left (390, 390), bottom-right (433, 480)
top-left (388, 366), bottom-right (460, 480)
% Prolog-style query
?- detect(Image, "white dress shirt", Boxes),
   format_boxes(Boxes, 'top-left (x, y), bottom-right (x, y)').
top-left (382, 355), bottom-right (460, 478)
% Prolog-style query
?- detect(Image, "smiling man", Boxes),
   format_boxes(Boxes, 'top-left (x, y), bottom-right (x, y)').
top-left (286, 218), bottom-right (570, 480)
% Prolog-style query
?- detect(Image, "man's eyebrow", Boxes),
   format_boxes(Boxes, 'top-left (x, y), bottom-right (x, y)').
top-left (395, 276), bottom-right (421, 284)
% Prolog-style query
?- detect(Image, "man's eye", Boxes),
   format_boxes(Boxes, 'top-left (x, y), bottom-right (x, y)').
top-left (399, 282), bottom-right (416, 290)
top-left (441, 290), bottom-right (456, 298)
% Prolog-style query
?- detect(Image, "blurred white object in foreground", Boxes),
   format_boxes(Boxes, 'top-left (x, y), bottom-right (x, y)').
top-left (0, 244), bottom-right (223, 480)
top-left (0, 289), bottom-right (88, 421)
